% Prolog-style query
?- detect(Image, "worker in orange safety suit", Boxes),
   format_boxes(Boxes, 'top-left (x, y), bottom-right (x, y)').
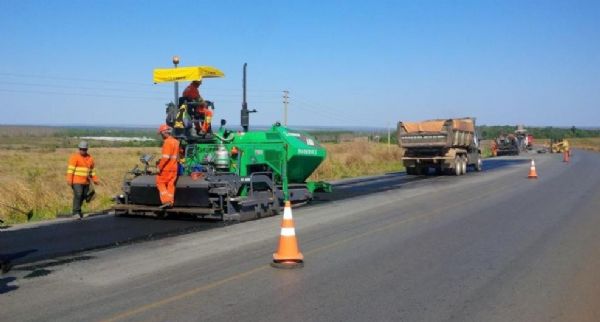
top-left (182, 80), bottom-right (202, 102)
top-left (194, 101), bottom-right (214, 135)
top-left (156, 124), bottom-right (180, 208)
top-left (66, 141), bottom-right (99, 219)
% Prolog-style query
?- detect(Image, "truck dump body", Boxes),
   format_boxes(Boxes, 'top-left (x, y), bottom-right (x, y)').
top-left (397, 117), bottom-right (481, 175)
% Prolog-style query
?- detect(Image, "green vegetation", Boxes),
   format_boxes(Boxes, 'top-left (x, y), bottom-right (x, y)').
top-left (478, 125), bottom-right (600, 140)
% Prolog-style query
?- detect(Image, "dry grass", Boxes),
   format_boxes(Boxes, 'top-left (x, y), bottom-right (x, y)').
top-left (0, 142), bottom-right (403, 224)
top-left (311, 142), bottom-right (404, 181)
top-left (530, 138), bottom-right (600, 152)
top-left (569, 138), bottom-right (600, 152)
top-left (0, 147), bottom-right (159, 224)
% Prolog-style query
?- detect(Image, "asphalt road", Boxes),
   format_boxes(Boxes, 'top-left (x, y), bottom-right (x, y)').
top-left (2, 150), bottom-right (600, 321)
top-left (0, 155), bottom-right (521, 266)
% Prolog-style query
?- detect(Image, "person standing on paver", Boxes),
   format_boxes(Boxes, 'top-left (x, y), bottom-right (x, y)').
top-left (66, 141), bottom-right (99, 219)
top-left (156, 124), bottom-right (179, 208)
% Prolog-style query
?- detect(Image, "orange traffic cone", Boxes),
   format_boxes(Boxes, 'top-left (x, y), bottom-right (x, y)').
top-left (563, 150), bottom-right (570, 163)
top-left (528, 159), bottom-right (538, 179)
top-left (271, 201), bottom-right (304, 269)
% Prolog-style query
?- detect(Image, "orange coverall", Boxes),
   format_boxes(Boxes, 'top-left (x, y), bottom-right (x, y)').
top-left (195, 106), bottom-right (213, 133)
top-left (182, 84), bottom-right (200, 101)
top-left (66, 154), bottom-right (99, 185)
top-left (156, 136), bottom-right (180, 205)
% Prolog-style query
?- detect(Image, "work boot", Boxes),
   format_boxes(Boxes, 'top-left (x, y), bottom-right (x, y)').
top-left (73, 213), bottom-right (83, 220)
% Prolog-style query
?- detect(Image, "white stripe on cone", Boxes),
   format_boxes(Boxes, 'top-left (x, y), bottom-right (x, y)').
top-left (283, 206), bottom-right (293, 220)
top-left (280, 227), bottom-right (296, 236)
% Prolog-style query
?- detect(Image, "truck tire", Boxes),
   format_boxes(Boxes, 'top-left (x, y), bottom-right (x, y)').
top-left (475, 156), bottom-right (483, 172)
top-left (454, 156), bottom-right (462, 176)
top-left (461, 155), bottom-right (468, 175)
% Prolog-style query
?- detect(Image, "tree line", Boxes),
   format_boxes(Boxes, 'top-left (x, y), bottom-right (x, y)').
top-left (478, 126), bottom-right (600, 140)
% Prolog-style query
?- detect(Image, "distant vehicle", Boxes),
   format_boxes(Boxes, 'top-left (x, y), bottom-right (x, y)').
top-left (550, 139), bottom-right (570, 153)
top-left (515, 124), bottom-right (532, 152)
top-left (527, 134), bottom-right (534, 148)
top-left (494, 134), bottom-right (520, 156)
top-left (397, 117), bottom-right (482, 176)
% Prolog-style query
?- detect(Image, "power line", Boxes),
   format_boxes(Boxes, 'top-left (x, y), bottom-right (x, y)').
top-left (0, 88), bottom-right (284, 105)
top-left (0, 80), bottom-right (280, 100)
top-left (0, 72), bottom-right (282, 93)
top-left (0, 88), bottom-right (165, 100)
top-left (0, 72), bottom-right (152, 87)
top-left (0, 80), bottom-right (163, 94)
top-left (290, 100), bottom-right (363, 126)
top-left (293, 97), bottom-right (386, 126)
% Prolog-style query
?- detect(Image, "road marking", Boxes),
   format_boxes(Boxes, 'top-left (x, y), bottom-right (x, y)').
top-left (100, 265), bottom-right (269, 322)
top-left (101, 181), bottom-right (514, 322)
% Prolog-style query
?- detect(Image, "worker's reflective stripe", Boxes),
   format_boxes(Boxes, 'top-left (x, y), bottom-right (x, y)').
top-left (67, 166), bottom-right (92, 177)
top-left (161, 154), bottom-right (178, 159)
top-left (280, 227), bottom-right (296, 236)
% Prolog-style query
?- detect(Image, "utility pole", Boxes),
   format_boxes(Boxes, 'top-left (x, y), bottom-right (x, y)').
top-left (283, 90), bottom-right (289, 126)
top-left (387, 122), bottom-right (391, 149)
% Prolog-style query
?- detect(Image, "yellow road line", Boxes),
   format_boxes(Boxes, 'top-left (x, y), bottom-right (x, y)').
top-left (100, 265), bottom-right (269, 322)
top-left (101, 182), bottom-right (513, 322)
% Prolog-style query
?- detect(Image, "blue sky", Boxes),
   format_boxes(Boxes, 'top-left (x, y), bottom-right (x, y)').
top-left (0, 0), bottom-right (598, 127)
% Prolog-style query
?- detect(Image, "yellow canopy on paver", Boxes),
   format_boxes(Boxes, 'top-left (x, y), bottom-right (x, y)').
top-left (153, 66), bottom-right (225, 83)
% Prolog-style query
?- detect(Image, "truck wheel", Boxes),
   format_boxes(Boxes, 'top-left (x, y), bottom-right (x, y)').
top-left (475, 156), bottom-right (483, 171)
top-left (454, 156), bottom-right (462, 176)
top-left (461, 156), bottom-right (468, 175)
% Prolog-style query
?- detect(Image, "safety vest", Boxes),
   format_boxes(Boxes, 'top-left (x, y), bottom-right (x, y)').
top-left (175, 104), bottom-right (192, 129)
top-left (158, 136), bottom-right (180, 173)
top-left (66, 153), bottom-right (98, 185)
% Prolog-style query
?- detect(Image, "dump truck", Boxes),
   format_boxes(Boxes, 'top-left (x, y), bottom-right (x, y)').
top-left (113, 63), bottom-right (330, 221)
top-left (397, 117), bottom-right (482, 175)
